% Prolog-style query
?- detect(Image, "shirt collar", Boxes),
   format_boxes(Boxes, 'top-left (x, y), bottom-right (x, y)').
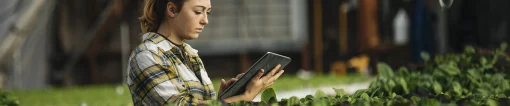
top-left (142, 32), bottom-right (199, 56)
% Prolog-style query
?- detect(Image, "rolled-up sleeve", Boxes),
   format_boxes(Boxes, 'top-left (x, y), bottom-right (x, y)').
top-left (127, 50), bottom-right (198, 106)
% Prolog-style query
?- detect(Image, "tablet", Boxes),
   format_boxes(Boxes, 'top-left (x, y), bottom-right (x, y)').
top-left (219, 52), bottom-right (291, 99)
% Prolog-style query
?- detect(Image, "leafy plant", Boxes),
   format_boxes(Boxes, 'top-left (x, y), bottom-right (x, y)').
top-left (205, 43), bottom-right (510, 106)
top-left (261, 88), bottom-right (277, 104)
top-left (0, 90), bottom-right (19, 106)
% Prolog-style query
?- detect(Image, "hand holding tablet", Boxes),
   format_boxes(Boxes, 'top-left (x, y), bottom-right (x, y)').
top-left (219, 52), bottom-right (291, 102)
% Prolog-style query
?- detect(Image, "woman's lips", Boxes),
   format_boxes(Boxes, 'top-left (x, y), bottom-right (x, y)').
top-left (196, 28), bottom-right (203, 33)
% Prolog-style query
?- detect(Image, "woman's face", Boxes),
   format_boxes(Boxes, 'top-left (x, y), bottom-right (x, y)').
top-left (171, 0), bottom-right (211, 40)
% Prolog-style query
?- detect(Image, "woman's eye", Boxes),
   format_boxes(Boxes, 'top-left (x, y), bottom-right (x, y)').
top-left (207, 12), bottom-right (211, 15)
top-left (195, 11), bottom-right (202, 14)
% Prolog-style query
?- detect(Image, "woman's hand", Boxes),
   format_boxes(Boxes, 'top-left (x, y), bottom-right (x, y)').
top-left (244, 64), bottom-right (285, 101)
top-left (218, 73), bottom-right (244, 95)
top-left (223, 64), bottom-right (285, 103)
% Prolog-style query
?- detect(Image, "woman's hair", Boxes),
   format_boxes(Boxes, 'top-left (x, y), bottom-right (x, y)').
top-left (140, 0), bottom-right (185, 33)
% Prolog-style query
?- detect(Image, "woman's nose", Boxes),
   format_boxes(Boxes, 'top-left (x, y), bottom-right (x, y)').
top-left (200, 15), bottom-right (208, 25)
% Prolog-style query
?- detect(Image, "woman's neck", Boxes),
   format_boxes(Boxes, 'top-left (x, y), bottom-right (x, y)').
top-left (157, 22), bottom-right (185, 45)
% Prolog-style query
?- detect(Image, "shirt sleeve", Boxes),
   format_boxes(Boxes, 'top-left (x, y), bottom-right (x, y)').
top-left (128, 50), bottom-right (199, 106)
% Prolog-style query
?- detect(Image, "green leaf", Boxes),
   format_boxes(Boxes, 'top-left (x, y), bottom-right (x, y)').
top-left (305, 95), bottom-right (314, 100)
top-left (353, 99), bottom-right (370, 106)
top-left (500, 43), bottom-right (508, 51)
top-left (369, 87), bottom-right (380, 97)
top-left (467, 69), bottom-right (480, 78)
top-left (312, 97), bottom-right (329, 106)
top-left (433, 81), bottom-right (442, 94)
top-left (271, 103), bottom-right (279, 106)
top-left (397, 67), bottom-right (410, 76)
top-left (399, 77), bottom-right (409, 94)
top-left (486, 99), bottom-right (499, 106)
top-left (231, 100), bottom-right (245, 106)
top-left (352, 89), bottom-right (368, 97)
top-left (464, 46), bottom-right (475, 54)
top-left (452, 82), bottom-right (462, 95)
top-left (418, 98), bottom-right (441, 106)
top-left (439, 64), bottom-right (460, 75)
top-left (390, 93), bottom-right (397, 98)
top-left (477, 89), bottom-right (489, 95)
top-left (333, 88), bottom-right (346, 97)
top-left (360, 93), bottom-right (370, 100)
top-left (388, 80), bottom-right (396, 89)
top-left (480, 57), bottom-right (488, 65)
top-left (288, 96), bottom-right (300, 106)
top-left (314, 90), bottom-right (327, 98)
top-left (377, 63), bottom-right (394, 78)
top-left (501, 80), bottom-right (510, 90)
top-left (261, 88), bottom-right (277, 103)
top-left (411, 96), bottom-right (421, 102)
top-left (421, 52), bottom-right (431, 62)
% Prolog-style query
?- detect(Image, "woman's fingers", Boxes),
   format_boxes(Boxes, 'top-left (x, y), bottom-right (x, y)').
top-left (253, 69), bottom-right (264, 81)
top-left (270, 64), bottom-right (281, 76)
top-left (271, 70), bottom-right (284, 81)
top-left (221, 79), bottom-right (228, 87)
top-left (262, 64), bottom-right (281, 80)
top-left (265, 70), bottom-right (284, 86)
top-left (223, 74), bottom-right (242, 89)
top-left (236, 73), bottom-right (244, 79)
top-left (227, 78), bottom-right (237, 85)
top-left (221, 79), bottom-right (226, 85)
top-left (219, 79), bottom-right (227, 93)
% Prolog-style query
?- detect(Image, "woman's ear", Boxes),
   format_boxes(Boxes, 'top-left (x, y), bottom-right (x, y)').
top-left (166, 2), bottom-right (178, 17)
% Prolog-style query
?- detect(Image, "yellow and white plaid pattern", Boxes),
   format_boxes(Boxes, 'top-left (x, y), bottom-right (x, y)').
top-left (127, 32), bottom-right (216, 106)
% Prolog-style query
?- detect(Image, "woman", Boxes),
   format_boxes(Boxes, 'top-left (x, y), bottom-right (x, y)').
top-left (127, 0), bottom-right (285, 105)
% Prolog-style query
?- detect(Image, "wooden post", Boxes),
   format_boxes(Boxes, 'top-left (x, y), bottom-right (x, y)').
top-left (313, 0), bottom-right (323, 74)
top-left (240, 52), bottom-right (251, 73)
top-left (340, 3), bottom-right (349, 54)
top-left (301, 44), bottom-right (311, 70)
top-left (358, 0), bottom-right (380, 52)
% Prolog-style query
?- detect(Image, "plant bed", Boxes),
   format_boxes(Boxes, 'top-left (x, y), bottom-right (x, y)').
top-left (202, 43), bottom-right (510, 106)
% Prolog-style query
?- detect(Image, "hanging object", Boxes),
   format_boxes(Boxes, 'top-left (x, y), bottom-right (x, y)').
top-left (393, 9), bottom-right (409, 46)
top-left (439, 0), bottom-right (454, 11)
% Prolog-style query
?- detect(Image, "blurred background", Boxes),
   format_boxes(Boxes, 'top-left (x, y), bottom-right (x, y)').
top-left (0, 0), bottom-right (509, 105)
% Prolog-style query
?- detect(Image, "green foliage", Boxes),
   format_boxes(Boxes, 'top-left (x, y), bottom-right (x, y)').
top-left (212, 73), bottom-right (370, 95)
top-left (261, 88), bottom-right (277, 103)
top-left (13, 85), bottom-right (131, 106)
top-left (12, 73), bottom-right (369, 106)
top-left (314, 90), bottom-right (327, 98)
top-left (207, 43), bottom-right (510, 106)
top-left (377, 63), bottom-right (394, 79)
top-left (0, 90), bottom-right (19, 106)
top-left (333, 88), bottom-right (345, 97)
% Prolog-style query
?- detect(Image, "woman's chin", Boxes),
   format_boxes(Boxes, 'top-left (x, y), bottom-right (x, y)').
top-left (186, 34), bottom-right (200, 40)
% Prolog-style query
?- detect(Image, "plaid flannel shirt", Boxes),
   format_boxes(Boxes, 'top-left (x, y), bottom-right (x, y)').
top-left (127, 32), bottom-right (216, 106)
